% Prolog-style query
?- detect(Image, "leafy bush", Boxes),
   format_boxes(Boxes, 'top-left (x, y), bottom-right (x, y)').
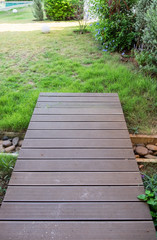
top-left (135, 0), bottom-right (157, 75)
top-left (44, 0), bottom-right (75, 21)
top-left (32, 0), bottom-right (44, 21)
top-left (138, 174), bottom-right (157, 228)
top-left (0, 154), bottom-right (17, 180)
top-left (90, 0), bottom-right (137, 52)
top-left (135, 0), bottom-right (153, 46)
top-left (0, 154), bottom-right (17, 203)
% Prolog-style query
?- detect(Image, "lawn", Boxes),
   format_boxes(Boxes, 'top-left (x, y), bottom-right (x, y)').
top-left (0, 7), bottom-right (157, 134)
top-left (0, 6), bottom-right (33, 23)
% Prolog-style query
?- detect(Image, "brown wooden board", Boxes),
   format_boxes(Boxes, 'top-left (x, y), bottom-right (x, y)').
top-left (4, 186), bottom-right (144, 202)
top-left (22, 139), bottom-right (132, 149)
top-left (28, 121), bottom-right (127, 130)
top-left (18, 149), bottom-right (134, 159)
top-left (0, 92), bottom-right (156, 240)
top-left (34, 108), bottom-right (123, 115)
top-left (38, 96), bottom-right (120, 102)
top-left (0, 221), bottom-right (156, 240)
top-left (0, 202), bottom-right (151, 220)
top-left (39, 93), bottom-right (118, 97)
top-left (25, 129), bottom-right (129, 139)
top-left (36, 102), bottom-right (121, 108)
top-left (9, 172), bottom-right (143, 186)
top-left (31, 114), bottom-right (125, 122)
top-left (14, 160), bottom-right (138, 172)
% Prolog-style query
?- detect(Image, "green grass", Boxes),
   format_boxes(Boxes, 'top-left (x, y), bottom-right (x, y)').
top-left (0, 6), bottom-right (34, 23)
top-left (0, 154), bottom-right (17, 178)
top-left (0, 154), bottom-right (17, 202)
top-left (0, 8), bottom-right (157, 133)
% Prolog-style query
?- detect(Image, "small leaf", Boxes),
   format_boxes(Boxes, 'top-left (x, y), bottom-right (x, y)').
top-left (138, 194), bottom-right (147, 200)
top-left (145, 190), bottom-right (151, 195)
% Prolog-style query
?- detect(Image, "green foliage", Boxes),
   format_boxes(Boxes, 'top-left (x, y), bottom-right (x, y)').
top-left (44, 0), bottom-right (75, 21)
top-left (0, 154), bottom-right (17, 202)
top-left (0, 29), bottom-right (157, 133)
top-left (135, 0), bottom-right (157, 75)
top-left (0, 154), bottom-right (17, 180)
top-left (32, 0), bottom-right (44, 21)
top-left (135, 0), bottom-right (153, 46)
top-left (90, 0), bottom-right (137, 52)
top-left (138, 174), bottom-right (157, 227)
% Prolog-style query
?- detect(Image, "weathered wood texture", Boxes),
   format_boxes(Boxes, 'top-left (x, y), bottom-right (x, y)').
top-left (0, 93), bottom-right (156, 240)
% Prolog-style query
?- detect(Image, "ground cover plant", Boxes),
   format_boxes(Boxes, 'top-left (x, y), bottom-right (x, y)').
top-left (0, 154), bottom-right (17, 203)
top-left (0, 6), bottom-right (33, 23)
top-left (0, 12), bottom-right (157, 133)
top-left (138, 172), bottom-right (157, 229)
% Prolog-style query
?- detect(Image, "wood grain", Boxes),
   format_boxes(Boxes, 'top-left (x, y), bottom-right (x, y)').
top-left (0, 221), bottom-right (155, 240)
top-left (9, 172), bottom-right (143, 186)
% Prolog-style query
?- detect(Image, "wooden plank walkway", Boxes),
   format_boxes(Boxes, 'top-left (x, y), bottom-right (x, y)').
top-left (0, 93), bottom-right (156, 240)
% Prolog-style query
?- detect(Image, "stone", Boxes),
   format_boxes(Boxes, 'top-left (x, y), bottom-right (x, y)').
top-left (12, 137), bottom-right (19, 146)
top-left (18, 140), bottom-right (23, 147)
top-left (2, 136), bottom-right (9, 141)
top-left (16, 146), bottom-right (21, 152)
top-left (148, 150), bottom-right (153, 154)
top-left (2, 140), bottom-right (12, 148)
top-left (135, 155), bottom-right (140, 158)
top-left (136, 143), bottom-right (145, 147)
top-left (153, 151), bottom-right (157, 156)
top-left (135, 146), bottom-right (148, 156)
top-left (4, 145), bottom-right (15, 153)
top-left (144, 154), bottom-right (157, 159)
top-left (146, 144), bottom-right (157, 151)
top-left (139, 164), bottom-right (144, 170)
top-left (0, 144), bottom-right (4, 153)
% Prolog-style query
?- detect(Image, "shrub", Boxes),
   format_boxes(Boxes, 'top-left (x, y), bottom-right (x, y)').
top-left (135, 0), bottom-right (157, 75)
top-left (44, 0), bottom-right (75, 21)
top-left (90, 0), bottom-right (137, 52)
top-left (138, 174), bottom-right (157, 228)
top-left (135, 0), bottom-right (153, 46)
top-left (32, 0), bottom-right (44, 21)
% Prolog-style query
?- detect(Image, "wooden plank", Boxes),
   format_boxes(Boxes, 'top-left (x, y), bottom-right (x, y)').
top-left (28, 122), bottom-right (127, 130)
top-left (4, 186), bottom-right (144, 202)
top-left (34, 108), bottom-right (123, 115)
top-left (18, 149), bottom-right (134, 159)
top-left (31, 114), bottom-right (125, 122)
top-left (39, 93), bottom-right (118, 97)
top-left (14, 160), bottom-right (138, 172)
top-left (1, 92), bottom-right (156, 240)
top-left (0, 221), bottom-right (155, 240)
top-left (0, 202), bottom-right (151, 220)
top-left (9, 172), bottom-right (143, 186)
top-left (38, 96), bottom-right (120, 102)
top-left (25, 129), bottom-right (129, 139)
top-left (36, 102), bottom-right (121, 108)
top-left (22, 139), bottom-right (132, 149)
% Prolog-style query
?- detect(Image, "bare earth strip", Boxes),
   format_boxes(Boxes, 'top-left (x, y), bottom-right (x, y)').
top-left (0, 21), bottom-right (80, 32)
